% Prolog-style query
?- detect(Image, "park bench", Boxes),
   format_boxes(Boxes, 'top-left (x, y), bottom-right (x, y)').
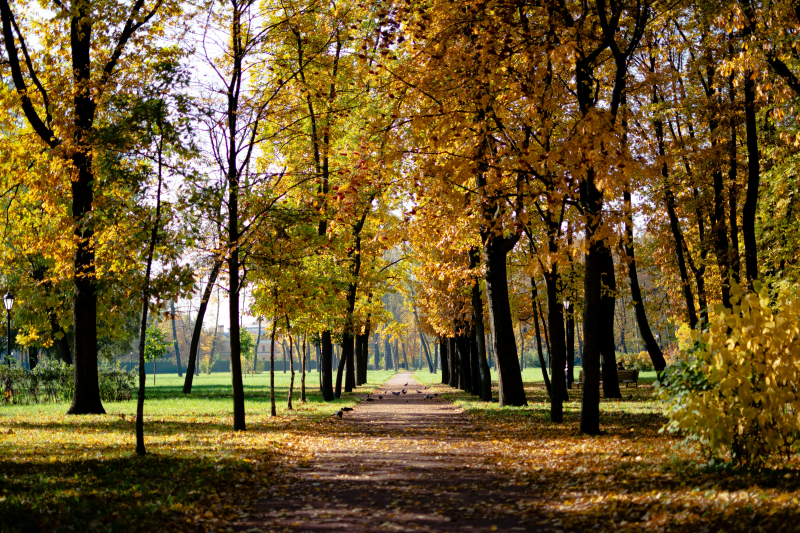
top-left (572, 369), bottom-right (639, 389)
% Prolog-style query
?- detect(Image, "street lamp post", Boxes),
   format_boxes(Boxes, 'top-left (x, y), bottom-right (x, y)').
top-left (3, 292), bottom-right (14, 366)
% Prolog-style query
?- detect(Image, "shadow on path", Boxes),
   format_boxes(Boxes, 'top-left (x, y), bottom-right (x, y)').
top-left (239, 372), bottom-right (569, 533)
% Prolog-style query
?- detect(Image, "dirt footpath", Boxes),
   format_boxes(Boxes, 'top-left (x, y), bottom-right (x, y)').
top-left (237, 372), bottom-right (565, 533)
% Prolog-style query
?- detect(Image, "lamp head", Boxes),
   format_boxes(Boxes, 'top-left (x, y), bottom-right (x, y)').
top-left (563, 299), bottom-right (570, 310)
top-left (3, 292), bottom-right (13, 312)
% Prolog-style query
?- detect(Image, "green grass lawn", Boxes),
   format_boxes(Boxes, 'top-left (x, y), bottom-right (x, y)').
top-left (0, 369), bottom-right (398, 532)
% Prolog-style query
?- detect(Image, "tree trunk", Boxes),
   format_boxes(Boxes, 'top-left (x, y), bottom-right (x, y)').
top-left (301, 335), bottom-right (306, 403)
top-left (440, 337), bottom-right (449, 384)
top-left (623, 188), bottom-right (667, 371)
top-left (728, 75), bottom-right (741, 286)
top-left (355, 333), bottom-right (364, 386)
top-left (287, 322), bottom-right (294, 410)
top-left (531, 279), bottom-right (552, 398)
top-left (321, 331), bottom-right (333, 400)
top-left (599, 248), bottom-right (622, 399)
top-left (254, 317), bottom-right (262, 374)
top-left (282, 338), bottom-right (287, 373)
top-left (374, 332), bottom-right (381, 370)
top-left (334, 334), bottom-right (351, 398)
top-left (469, 325), bottom-right (481, 396)
top-left (134, 147), bottom-right (165, 455)
top-left (454, 320), bottom-right (471, 392)
top-left (448, 336), bottom-right (458, 388)
top-left (565, 305), bottom-right (575, 387)
top-left (184, 266), bottom-right (222, 391)
top-left (742, 70), bottom-right (760, 289)
top-left (170, 301), bottom-right (183, 377)
top-left (483, 238), bottom-right (527, 406)
top-left (345, 332), bottom-right (356, 392)
top-left (470, 255), bottom-right (492, 401)
top-left (269, 315), bottom-right (277, 416)
top-left (544, 268), bottom-right (568, 421)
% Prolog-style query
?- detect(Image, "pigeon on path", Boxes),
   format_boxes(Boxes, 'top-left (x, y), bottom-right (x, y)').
top-left (392, 391), bottom-right (401, 396)
top-left (404, 382), bottom-right (408, 386)
top-left (378, 395), bottom-right (384, 399)
top-left (401, 389), bottom-right (407, 394)
top-left (366, 397), bottom-right (375, 402)
top-left (333, 410), bottom-right (343, 419)
top-left (342, 407), bottom-right (354, 412)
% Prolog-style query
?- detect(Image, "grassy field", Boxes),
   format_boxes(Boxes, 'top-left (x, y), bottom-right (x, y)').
top-left (0, 369), bottom-right (398, 532)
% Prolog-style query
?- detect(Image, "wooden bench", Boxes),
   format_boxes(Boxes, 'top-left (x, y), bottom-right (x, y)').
top-left (572, 369), bottom-right (639, 389)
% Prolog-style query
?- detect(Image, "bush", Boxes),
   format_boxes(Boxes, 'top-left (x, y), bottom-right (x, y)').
top-left (658, 281), bottom-right (800, 468)
top-left (617, 351), bottom-right (654, 371)
top-left (98, 365), bottom-right (136, 401)
top-left (0, 358), bottom-right (135, 404)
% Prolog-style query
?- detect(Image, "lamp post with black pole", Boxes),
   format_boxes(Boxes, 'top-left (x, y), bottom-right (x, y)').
top-left (3, 292), bottom-right (14, 366)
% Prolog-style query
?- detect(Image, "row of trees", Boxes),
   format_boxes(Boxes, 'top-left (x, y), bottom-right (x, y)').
top-left (1, 0), bottom-right (799, 447)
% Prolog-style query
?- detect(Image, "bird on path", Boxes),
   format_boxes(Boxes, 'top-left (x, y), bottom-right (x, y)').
top-left (342, 407), bottom-right (354, 412)
top-left (333, 410), bottom-right (343, 419)
top-left (416, 390), bottom-right (422, 394)
top-left (402, 389), bottom-right (407, 394)
top-left (392, 391), bottom-right (401, 396)
top-left (366, 397), bottom-right (375, 402)
top-left (425, 394), bottom-right (432, 399)
top-left (378, 395), bottom-right (384, 399)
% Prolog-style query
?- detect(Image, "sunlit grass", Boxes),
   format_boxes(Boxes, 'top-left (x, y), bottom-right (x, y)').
top-left (0, 369), bottom-right (398, 532)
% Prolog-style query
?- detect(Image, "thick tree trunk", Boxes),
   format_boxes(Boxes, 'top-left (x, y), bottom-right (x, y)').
top-left (320, 330), bottom-right (333, 400)
top-left (471, 276), bottom-right (492, 401)
top-left (184, 262), bottom-right (221, 390)
top-left (579, 164), bottom-right (604, 434)
top-left (544, 269), bottom-right (568, 421)
top-left (483, 238), bottom-right (527, 407)
top-left (345, 333), bottom-right (356, 392)
top-left (448, 337), bottom-right (458, 388)
top-left (383, 337), bottom-right (391, 371)
top-left (440, 337), bottom-right (449, 384)
top-left (68, 154), bottom-right (104, 415)
top-left (599, 248), bottom-right (622, 399)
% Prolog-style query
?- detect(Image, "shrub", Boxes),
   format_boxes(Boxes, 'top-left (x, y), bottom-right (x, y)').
top-left (658, 281), bottom-right (800, 468)
top-left (617, 351), bottom-right (655, 371)
top-left (98, 364), bottom-right (136, 401)
top-left (0, 358), bottom-right (135, 404)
